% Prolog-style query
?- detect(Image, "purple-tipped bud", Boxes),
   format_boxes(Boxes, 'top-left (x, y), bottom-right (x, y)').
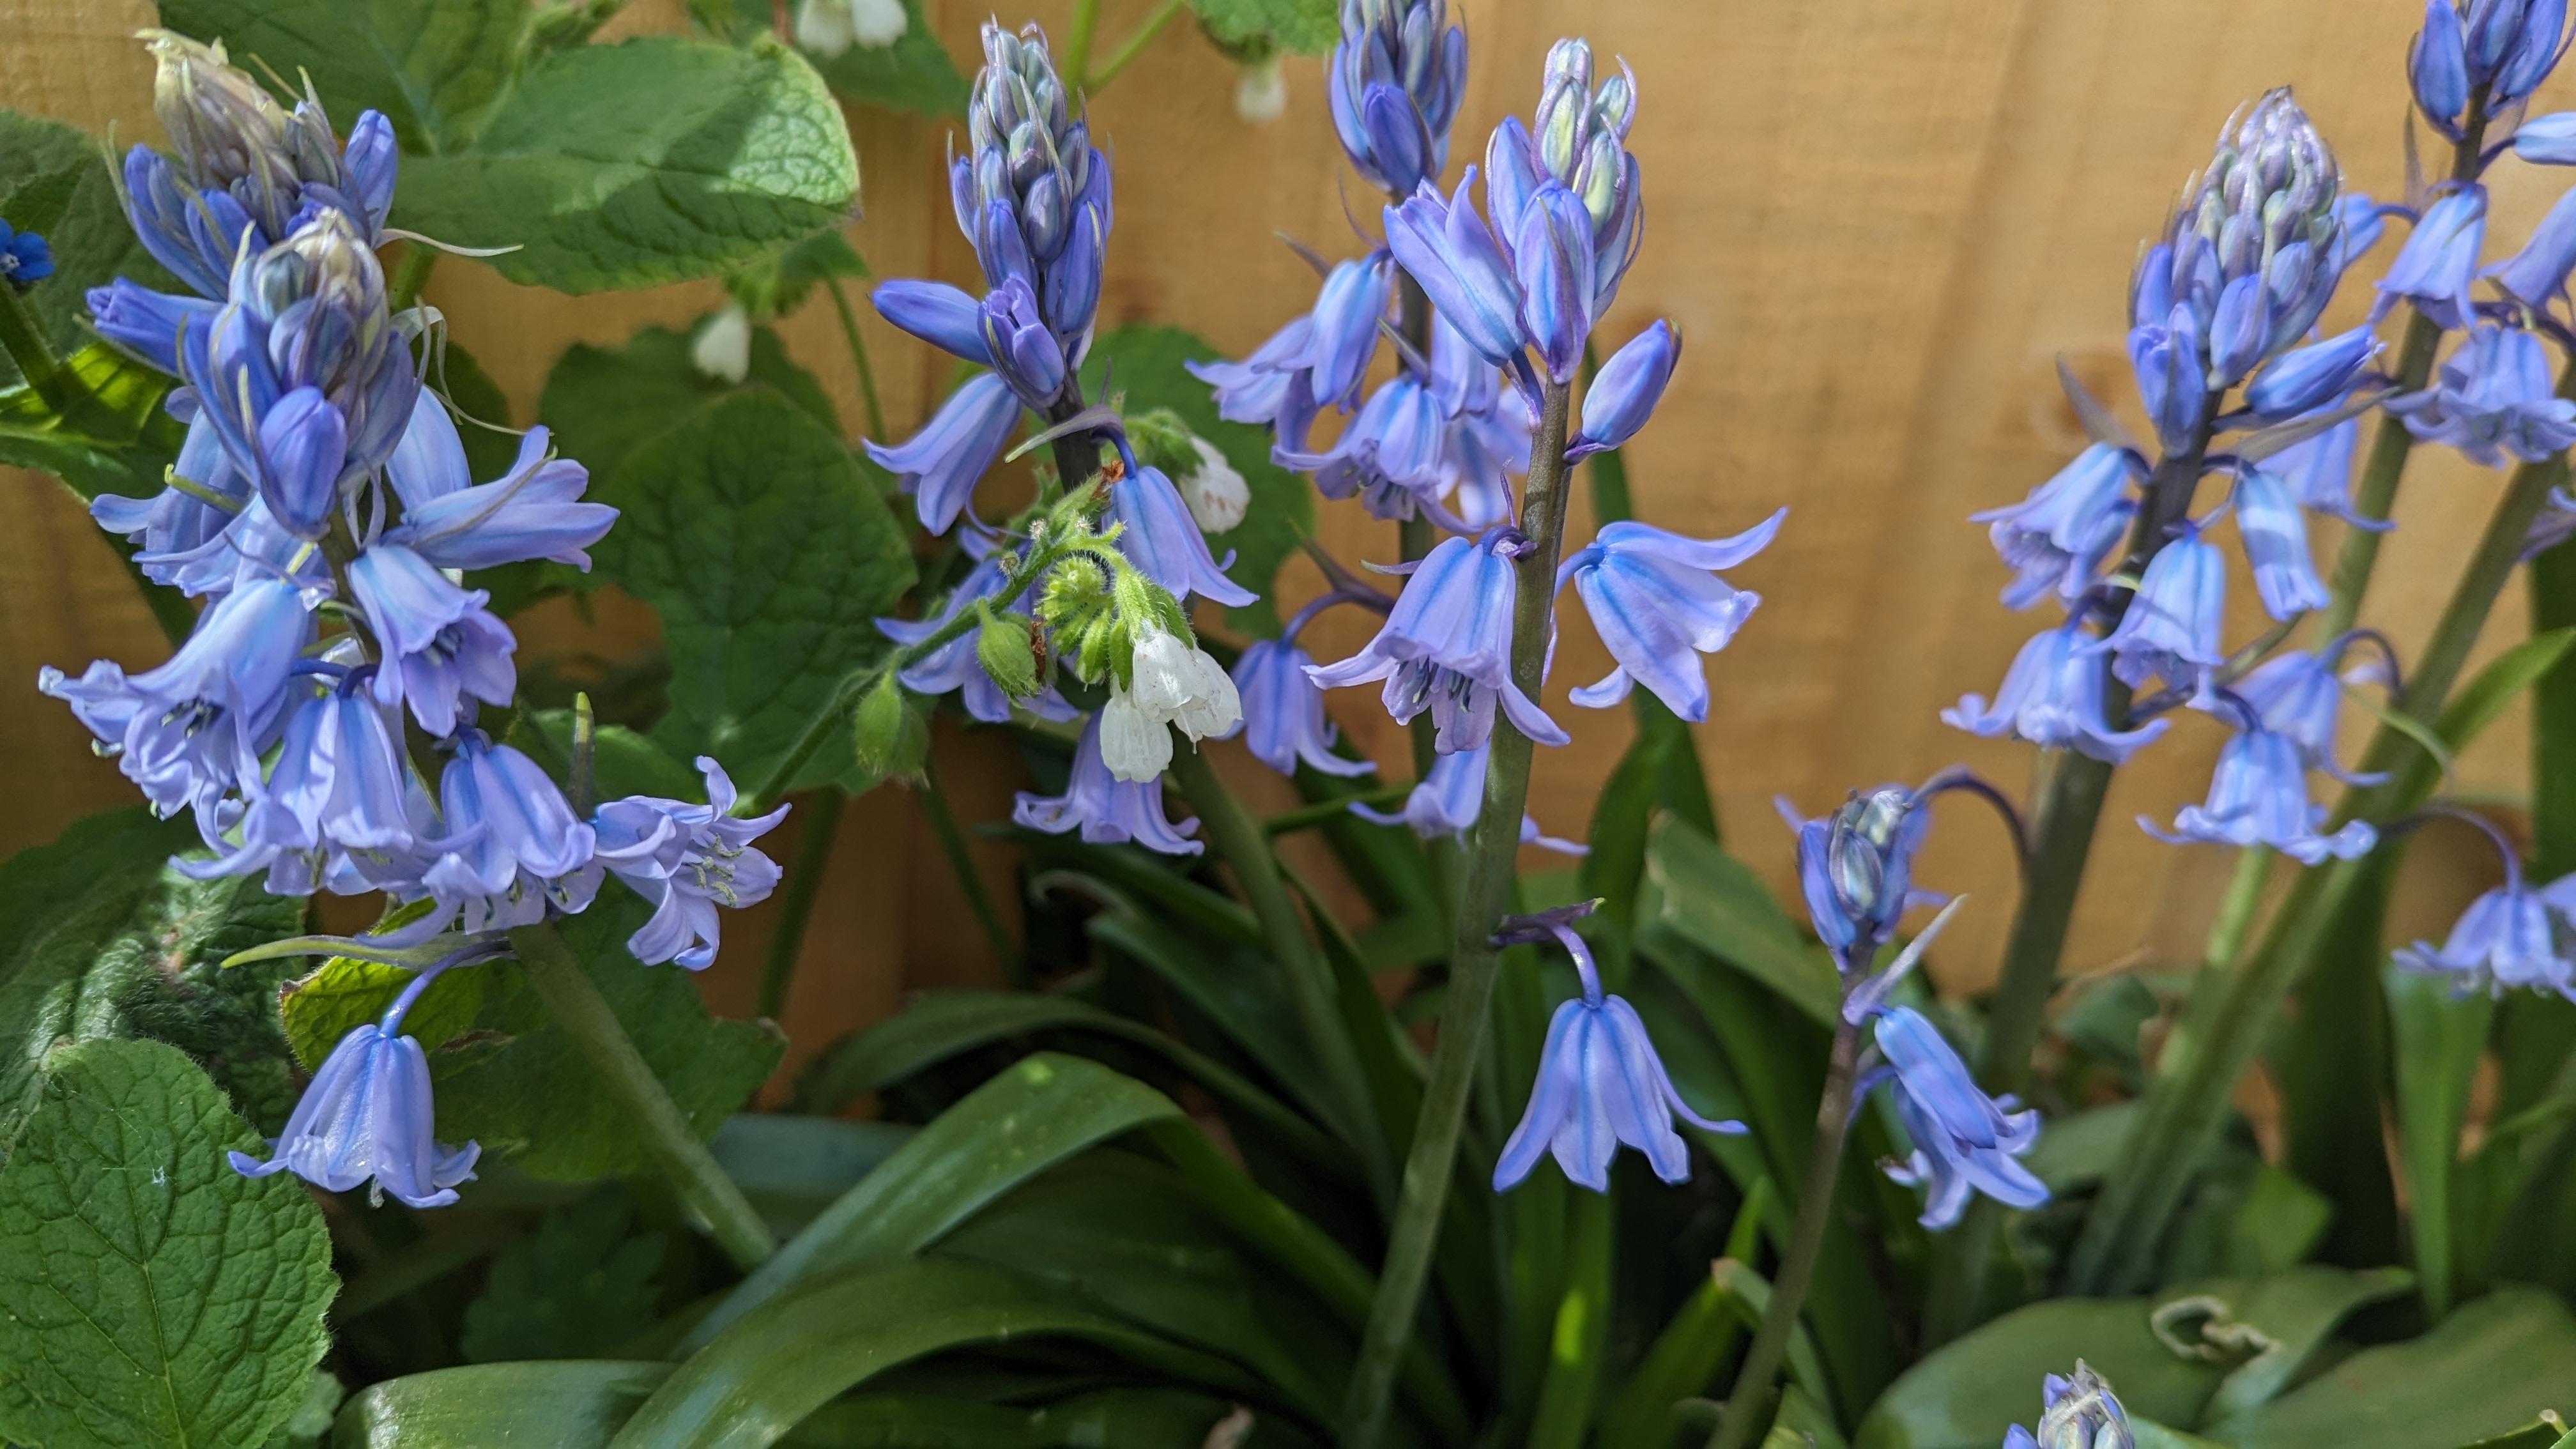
top-left (1514, 184), bottom-right (1597, 383)
top-left (255, 385), bottom-right (348, 539)
top-left (2245, 326), bottom-right (2380, 419)
top-left (1304, 257), bottom-right (1395, 409)
top-left (1569, 320), bottom-right (1678, 457)
top-left (344, 111), bottom-right (399, 231)
top-left (980, 277), bottom-right (1066, 406)
top-left (2416, 0), bottom-right (2472, 124)
top-left (873, 279), bottom-right (996, 366)
top-left (2235, 466), bottom-right (2331, 618)
top-left (2129, 304), bottom-right (2209, 452)
top-left (1385, 169), bottom-right (1528, 369)
top-left (2470, 0), bottom-right (2571, 106)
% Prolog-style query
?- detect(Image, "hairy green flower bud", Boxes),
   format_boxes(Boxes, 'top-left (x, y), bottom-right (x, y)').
top-left (852, 674), bottom-right (926, 778)
top-left (974, 602), bottom-right (1043, 699)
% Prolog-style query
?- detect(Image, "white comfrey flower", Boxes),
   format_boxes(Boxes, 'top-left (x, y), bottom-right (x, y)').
top-left (1179, 437), bottom-right (1250, 533)
top-left (848, 0), bottom-right (909, 48)
top-left (691, 303), bottom-right (751, 383)
top-left (1130, 625), bottom-right (1243, 740)
top-left (1235, 57), bottom-right (1287, 124)
top-left (1098, 684), bottom-right (1174, 783)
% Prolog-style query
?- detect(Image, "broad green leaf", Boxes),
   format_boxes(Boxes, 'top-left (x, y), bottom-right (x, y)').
top-left (1598, 1182), bottom-right (1766, 1449)
top-left (681, 1054), bottom-right (1183, 1353)
top-left (1085, 908), bottom-right (1342, 1129)
top-left (792, 988), bottom-right (1344, 1174)
top-left (2279, 847), bottom-right (2402, 1269)
top-left (723, 228), bottom-right (864, 321)
top-left (261, 1369), bottom-right (343, 1449)
top-left (2437, 626), bottom-right (2576, 759)
top-left (0, 109), bottom-right (183, 387)
top-left (1855, 1296), bottom-right (2223, 1449)
top-left (1527, 1191), bottom-right (1614, 1449)
top-left (2386, 966), bottom-right (2495, 1318)
top-left (613, 1258), bottom-right (1259, 1448)
top-left (0, 342), bottom-right (189, 500)
top-left (395, 37), bottom-right (859, 294)
top-left (463, 1188), bottom-right (667, 1363)
top-left (427, 887), bottom-right (783, 1179)
top-left (1190, 0), bottom-right (1338, 53)
top-left (804, 1), bottom-right (969, 119)
top-left (0, 809), bottom-right (306, 1144)
top-left (2187, 1266), bottom-right (2414, 1422)
top-left (0, 1038), bottom-right (335, 1449)
top-left (539, 323), bottom-right (839, 496)
top-left (278, 953), bottom-right (487, 1071)
top-left (704, 1114), bottom-right (912, 1238)
top-left (1078, 324), bottom-right (1315, 638)
top-left (334, 1361), bottom-right (674, 1448)
top-left (2206, 1287), bottom-right (2576, 1448)
top-left (155, 0), bottom-right (527, 154)
top-left (1771, 1384), bottom-right (1850, 1449)
top-left (791, 1390), bottom-right (1239, 1448)
top-left (589, 388), bottom-right (912, 792)
top-left (1646, 817), bottom-right (1839, 1028)
top-left (2021, 1100), bottom-right (2142, 1191)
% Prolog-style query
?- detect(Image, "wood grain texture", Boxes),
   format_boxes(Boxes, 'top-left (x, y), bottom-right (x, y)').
top-left (2, 0), bottom-right (2548, 1071)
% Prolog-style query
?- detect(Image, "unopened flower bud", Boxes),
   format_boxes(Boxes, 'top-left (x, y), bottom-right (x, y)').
top-left (1178, 438), bottom-right (1250, 533)
top-left (1237, 56), bottom-right (1288, 124)
top-left (852, 674), bottom-right (927, 778)
top-left (145, 30), bottom-right (289, 197)
top-left (1827, 786), bottom-right (1917, 932)
top-left (849, 0), bottom-right (908, 48)
top-left (2035, 1363), bottom-right (2133, 1449)
top-left (795, 0), bottom-right (858, 56)
top-left (974, 604), bottom-right (1043, 699)
top-left (691, 303), bottom-right (753, 384)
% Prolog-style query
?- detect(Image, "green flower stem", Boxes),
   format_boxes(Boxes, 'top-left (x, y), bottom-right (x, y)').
top-left (1705, 1016), bottom-right (1864, 1449)
top-left (1263, 786), bottom-right (1412, 836)
top-left (1340, 378), bottom-right (1576, 1449)
top-left (1397, 274), bottom-right (1440, 785)
top-left (1163, 740), bottom-right (1390, 1197)
top-left (508, 921), bottom-right (776, 1272)
top-left (1064, 0), bottom-right (1103, 90)
top-left (0, 276), bottom-right (63, 408)
top-left (755, 785), bottom-right (843, 1021)
top-left (1920, 417), bottom-right (2216, 1340)
top-left (387, 245), bottom-right (438, 315)
top-left (743, 539), bottom-right (1073, 813)
top-left (1087, 0), bottom-right (1188, 91)
top-left (921, 747), bottom-right (1023, 985)
top-left (826, 276), bottom-right (888, 443)
top-left (2068, 373), bottom-right (2576, 1294)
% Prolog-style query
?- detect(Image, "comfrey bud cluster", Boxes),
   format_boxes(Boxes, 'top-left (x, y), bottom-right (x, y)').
top-left (2413, 0), bottom-right (2572, 137)
top-left (2129, 89), bottom-right (2343, 448)
top-left (50, 31), bottom-right (791, 1211)
top-left (1328, 0), bottom-right (1468, 199)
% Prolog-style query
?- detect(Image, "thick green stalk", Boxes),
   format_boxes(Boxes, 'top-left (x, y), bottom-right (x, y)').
top-left (1397, 274), bottom-right (1439, 785)
top-left (921, 748), bottom-right (1022, 984)
top-left (1340, 379), bottom-right (1575, 1449)
top-left (1705, 1018), bottom-right (1864, 1449)
top-left (508, 921), bottom-right (775, 1271)
top-left (1921, 421), bottom-right (2212, 1338)
top-left (1165, 740), bottom-right (1390, 1199)
top-left (2068, 401), bottom-right (2573, 1294)
top-left (0, 276), bottom-right (63, 407)
top-left (1064, 0), bottom-right (1103, 90)
top-left (755, 786), bottom-right (843, 1021)
top-left (825, 277), bottom-right (888, 443)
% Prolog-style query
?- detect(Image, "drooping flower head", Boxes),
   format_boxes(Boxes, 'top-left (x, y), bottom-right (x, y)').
top-left (2386, 322), bottom-right (2576, 466)
top-left (1871, 1004), bottom-right (2050, 1229)
top-left (1232, 636), bottom-right (1376, 779)
top-left (179, 669), bottom-right (440, 897)
top-left (1788, 784), bottom-right (1935, 970)
top-left (1494, 903), bottom-right (1745, 1192)
top-left (594, 758), bottom-right (790, 971)
top-left (2400, 809), bottom-right (2576, 997)
top-left (397, 730), bottom-right (602, 939)
top-left (1307, 528), bottom-right (1568, 754)
top-left (1328, 0), bottom-right (1469, 199)
top-left (2131, 90), bottom-right (2343, 445)
top-left (2094, 525), bottom-right (2227, 696)
top-left (2228, 638), bottom-right (2390, 785)
top-left (2141, 710), bottom-right (2376, 865)
top-left (1349, 740), bottom-right (1585, 853)
top-left (2375, 185), bottom-right (2487, 331)
top-left (1944, 622), bottom-right (2170, 765)
top-left (1974, 445), bottom-right (2139, 611)
top-left (1556, 509), bottom-right (1782, 723)
top-left (1012, 713), bottom-right (1204, 856)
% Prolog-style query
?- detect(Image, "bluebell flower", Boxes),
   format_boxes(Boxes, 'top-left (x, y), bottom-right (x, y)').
top-left (2096, 527), bottom-right (2226, 694)
top-left (1567, 321), bottom-right (1676, 459)
top-left (86, 276), bottom-right (213, 375)
top-left (866, 373), bottom-right (1022, 534)
top-left (1187, 314), bottom-right (1321, 450)
top-left (1787, 786), bottom-right (1933, 969)
top-left (1231, 638), bottom-right (1376, 778)
top-left (39, 575), bottom-right (313, 822)
top-left (2244, 326), bottom-right (2380, 420)
top-left (1280, 371), bottom-right (1446, 521)
top-left (2234, 465), bottom-right (2331, 618)
top-left (871, 279), bottom-right (995, 365)
top-left (1556, 510), bottom-right (1782, 723)
top-left (2399, 875), bottom-right (2575, 996)
top-left (2514, 110), bottom-right (2576, 164)
top-left (89, 408), bottom-right (249, 589)
top-left (1350, 741), bottom-right (1585, 852)
top-left (346, 544), bottom-right (517, 739)
top-left (594, 758), bottom-right (790, 970)
top-left (119, 143), bottom-right (252, 299)
top-left (1328, 0), bottom-right (1467, 198)
top-left (1943, 623), bottom-right (2170, 764)
top-left (2142, 725), bottom-right (2375, 864)
top-left (2388, 323), bottom-right (2576, 466)
top-left (1871, 1005), bottom-right (2048, 1229)
top-left (398, 731), bottom-right (601, 939)
top-left (381, 396), bottom-right (617, 572)
top-left (1302, 256), bottom-right (1395, 411)
top-left (182, 673), bottom-right (440, 896)
top-left (2485, 186), bottom-right (2576, 310)
top-left (1386, 169), bottom-right (1529, 376)
top-left (1508, 183), bottom-right (1598, 383)
top-left (2003, 1363), bottom-right (2134, 1449)
top-left (230, 947), bottom-right (491, 1208)
top-left (2228, 646), bottom-right (2388, 785)
top-left (0, 218), bottom-right (52, 288)
top-left (2129, 90), bottom-right (2343, 409)
top-left (2416, 0), bottom-right (2474, 130)
top-left (2375, 186), bottom-right (2487, 330)
top-left (2260, 411), bottom-right (2391, 531)
top-left (1494, 909), bottom-right (1744, 1192)
top-left (979, 277), bottom-right (1067, 406)
top-left (1308, 528), bottom-right (1567, 753)
top-left (878, 555), bottom-right (1075, 724)
top-left (1012, 713), bottom-right (1204, 856)
top-left (2466, 0), bottom-right (2570, 112)
top-left (1972, 444), bottom-right (2140, 610)
top-left (250, 385), bottom-right (349, 539)
top-left (1111, 461), bottom-right (1259, 608)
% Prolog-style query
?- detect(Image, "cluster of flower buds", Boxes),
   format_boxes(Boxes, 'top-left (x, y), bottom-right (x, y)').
top-left (1328, 0), bottom-right (1467, 199)
top-left (43, 34), bottom-right (789, 1209)
top-left (2412, 0), bottom-right (2571, 139)
top-left (2004, 1364), bottom-right (2135, 1449)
